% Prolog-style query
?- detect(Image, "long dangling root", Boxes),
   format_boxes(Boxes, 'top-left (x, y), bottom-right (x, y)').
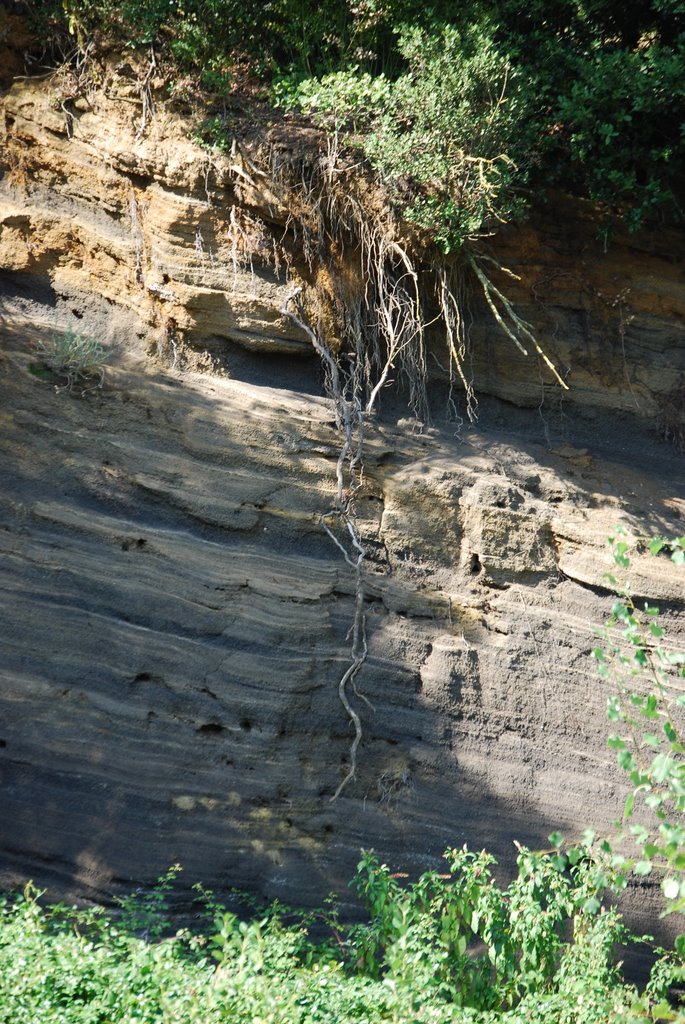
top-left (283, 290), bottom-right (370, 799)
top-left (468, 254), bottom-right (569, 389)
top-left (263, 137), bottom-right (569, 797)
top-left (437, 266), bottom-right (478, 422)
top-left (321, 516), bottom-right (368, 801)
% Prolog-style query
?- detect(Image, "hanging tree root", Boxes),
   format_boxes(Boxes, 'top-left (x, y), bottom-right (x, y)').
top-left (321, 515), bottom-right (370, 801)
top-left (468, 254), bottom-right (569, 390)
top-left (436, 265), bottom-right (478, 422)
top-left (282, 291), bottom-right (371, 800)
top-left (272, 140), bottom-right (568, 798)
top-left (280, 217), bottom-right (435, 798)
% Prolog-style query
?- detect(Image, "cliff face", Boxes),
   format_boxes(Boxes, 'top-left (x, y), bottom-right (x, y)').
top-left (1, 58), bottom-right (684, 941)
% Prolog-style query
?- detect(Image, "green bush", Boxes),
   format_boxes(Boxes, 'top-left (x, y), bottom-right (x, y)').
top-left (1, 847), bottom-right (678, 1024)
top-left (276, 24), bottom-right (528, 253)
top-left (270, 3), bottom-right (684, 249)
top-left (31, 0), bottom-right (685, 249)
top-left (593, 535), bottom-right (685, 915)
top-left (350, 844), bottom-right (636, 1017)
top-left (35, 330), bottom-right (108, 394)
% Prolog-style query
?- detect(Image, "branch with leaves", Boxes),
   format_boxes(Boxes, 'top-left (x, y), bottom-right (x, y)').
top-left (592, 533), bottom-right (685, 931)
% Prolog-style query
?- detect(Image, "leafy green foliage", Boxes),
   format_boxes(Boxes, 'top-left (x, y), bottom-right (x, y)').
top-left (29, 0), bottom-right (685, 251)
top-left (278, 25), bottom-right (527, 252)
top-left (591, 533), bottom-right (685, 1004)
top-left (593, 533), bottom-right (685, 909)
top-left (351, 844), bottom-right (638, 1017)
top-left (115, 863), bottom-right (182, 941)
top-left (0, 850), bottom-right (669, 1024)
top-left (553, 41), bottom-right (685, 229)
top-left (269, 0), bottom-right (685, 249)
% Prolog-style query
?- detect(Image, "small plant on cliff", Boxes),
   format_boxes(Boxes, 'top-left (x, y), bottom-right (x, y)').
top-left (35, 329), bottom-right (108, 394)
top-left (115, 863), bottom-right (182, 941)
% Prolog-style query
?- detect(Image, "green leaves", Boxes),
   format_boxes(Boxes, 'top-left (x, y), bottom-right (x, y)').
top-left (596, 532), bottom-right (685, 943)
top-left (35, 330), bottom-right (108, 395)
top-left (351, 840), bottom-right (630, 1012)
top-left (663, 877), bottom-right (680, 900)
top-left (0, 843), bottom-right (675, 1023)
top-left (652, 752), bottom-right (677, 784)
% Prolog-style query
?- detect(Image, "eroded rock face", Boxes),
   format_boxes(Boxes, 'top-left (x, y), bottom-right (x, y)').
top-left (2, 63), bottom-right (685, 424)
top-left (0, 70), bottom-right (310, 363)
top-left (1, 62), bottom-right (684, 956)
top-left (1, 318), bottom-right (684, 935)
top-left (465, 193), bottom-right (685, 428)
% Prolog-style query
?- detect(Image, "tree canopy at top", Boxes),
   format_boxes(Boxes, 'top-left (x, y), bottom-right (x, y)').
top-left (28, 0), bottom-right (685, 249)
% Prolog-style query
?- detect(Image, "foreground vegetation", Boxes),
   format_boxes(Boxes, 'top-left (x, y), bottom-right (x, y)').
top-left (2, 536), bottom-right (684, 1021)
top-left (0, 850), bottom-right (671, 1024)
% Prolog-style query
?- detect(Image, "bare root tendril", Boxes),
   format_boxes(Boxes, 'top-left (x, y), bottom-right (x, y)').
top-left (469, 254), bottom-right (569, 390)
top-left (266, 135), bottom-right (566, 797)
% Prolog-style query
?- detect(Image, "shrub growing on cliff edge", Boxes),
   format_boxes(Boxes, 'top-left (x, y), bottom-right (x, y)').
top-left (270, 1), bottom-right (685, 247)
top-left (274, 22), bottom-right (529, 254)
top-left (25, 0), bottom-right (685, 245)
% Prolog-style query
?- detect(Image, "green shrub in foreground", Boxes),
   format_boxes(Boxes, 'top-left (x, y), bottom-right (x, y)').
top-left (0, 846), bottom-right (676, 1024)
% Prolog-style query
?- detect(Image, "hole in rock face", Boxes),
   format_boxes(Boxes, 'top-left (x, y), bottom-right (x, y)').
top-left (239, 718), bottom-right (252, 732)
top-left (469, 552), bottom-right (482, 574)
top-left (197, 722), bottom-right (224, 735)
top-left (121, 538), bottom-right (147, 551)
top-left (131, 672), bottom-right (164, 684)
top-left (0, 739), bottom-right (6, 748)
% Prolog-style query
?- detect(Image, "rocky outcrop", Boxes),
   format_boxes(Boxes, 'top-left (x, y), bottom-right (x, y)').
top-left (1, 58), bottom-right (684, 956)
top-left (2, 62), bottom-right (685, 421)
top-left (0, 68), bottom-right (311, 364)
top-left (2, 321), bottom-right (684, 933)
top-left (466, 193), bottom-right (685, 427)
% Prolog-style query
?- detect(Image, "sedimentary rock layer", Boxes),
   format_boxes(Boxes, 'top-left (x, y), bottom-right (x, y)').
top-left (1, 58), bottom-right (684, 954)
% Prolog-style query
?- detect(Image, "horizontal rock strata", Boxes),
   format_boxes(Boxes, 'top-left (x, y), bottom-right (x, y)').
top-left (1, 320), bottom-right (684, 942)
top-left (1, 58), bottom-right (684, 960)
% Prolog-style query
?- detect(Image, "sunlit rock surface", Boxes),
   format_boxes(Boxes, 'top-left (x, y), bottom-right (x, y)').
top-left (1, 64), bottom-right (684, 957)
